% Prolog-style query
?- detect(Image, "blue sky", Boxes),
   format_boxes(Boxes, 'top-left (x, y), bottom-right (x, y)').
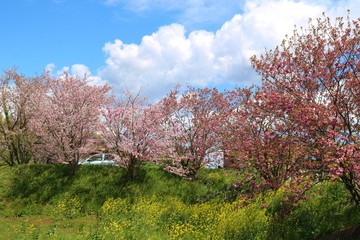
top-left (0, 0), bottom-right (358, 100)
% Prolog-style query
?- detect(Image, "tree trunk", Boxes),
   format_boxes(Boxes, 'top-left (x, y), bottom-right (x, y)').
top-left (341, 173), bottom-right (360, 205)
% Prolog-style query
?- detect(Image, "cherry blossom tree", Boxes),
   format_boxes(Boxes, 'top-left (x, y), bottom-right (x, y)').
top-left (29, 73), bottom-right (111, 170)
top-left (225, 86), bottom-right (315, 195)
top-left (0, 69), bottom-right (46, 165)
top-left (159, 86), bottom-right (230, 179)
top-left (100, 91), bottom-right (172, 179)
top-left (251, 13), bottom-right (360, 203)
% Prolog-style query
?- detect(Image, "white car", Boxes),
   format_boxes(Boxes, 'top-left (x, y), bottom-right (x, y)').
top-left (78, 153), bottom-right (119, 166)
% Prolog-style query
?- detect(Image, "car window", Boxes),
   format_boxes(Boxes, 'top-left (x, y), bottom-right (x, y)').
top-left (88, 155), bottom-right (102, 162)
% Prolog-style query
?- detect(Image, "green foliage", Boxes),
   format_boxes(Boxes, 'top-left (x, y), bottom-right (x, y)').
top-left (52, 193), bottom-right (82, 219)
top-left (18, 218), bottom-right (41, 240)
top-left (65, 164), bottom-right (127, 212)
top-left (7, 164), bottom-right (73, 203)
top-left (95, 194), bottom-right (270, 239)
top-left (1, 163), bottom-right (238, 215)
top-left (195, 167), bottom-right (241, 201)
top-left (0, 166), bottom-right (13, 204)
top-left (260, 181), bottom-right (360, 240)
top-left (110, 163), bottom-right (238, 204)
top-left (280, 181), bottom-right (360, 239)
top-left (0, 164), bottom-right (359, 239)
top-left (0, 215), bottom-right (97, 240)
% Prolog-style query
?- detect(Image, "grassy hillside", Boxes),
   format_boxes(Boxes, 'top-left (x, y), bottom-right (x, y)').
top-left (0, 164), bottom-right (359, 239)
top-left (2, 163), bottom-right (238, 213)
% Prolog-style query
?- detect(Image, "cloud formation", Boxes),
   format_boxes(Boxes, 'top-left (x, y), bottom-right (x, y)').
top-left (98, 0), bottom-right (338, 98)
top-left (45, 63), bottom-right (106, 86)
top-left (73, 0), bottom-right (360, 99)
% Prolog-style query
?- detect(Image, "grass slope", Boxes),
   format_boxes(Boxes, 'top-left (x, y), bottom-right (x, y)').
top-left (0, 163), bottom-right (359, 239)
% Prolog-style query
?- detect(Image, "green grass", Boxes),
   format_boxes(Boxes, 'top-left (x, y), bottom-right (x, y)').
top-left (0, 163), bottom-right (239, 216)
top-left (0, 215), bottom-right (97, 240)
top-left (0, 163), bottom-right (359, 239)
top-left (0, 165), bottom-right (13, 197)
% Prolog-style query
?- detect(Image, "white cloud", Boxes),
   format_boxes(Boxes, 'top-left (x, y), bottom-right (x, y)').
top-left (71, 64), bottom-right (91, 77)
top-left (45, 63), bottom-right (56, 74)
top-left (98, 24), bottom-right (217, 98)
top-left (44, 63), bottom-right (106, 86)
top-left (100, 0), bottom-right (347, 99)
top-left (98, 18), bottom-right (257, 98)
top-left (66, 0), bottom-right (360, 100)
